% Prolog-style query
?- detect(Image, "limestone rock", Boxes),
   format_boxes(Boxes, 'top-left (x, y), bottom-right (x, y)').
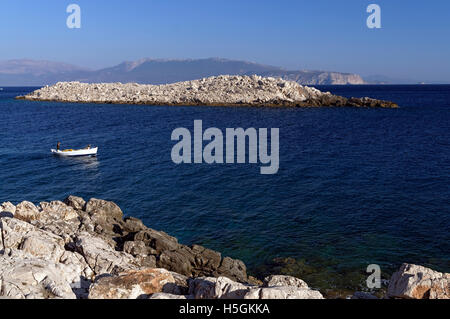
top-left (134, 228), bottom-right (179, 253)
top-left (18, 76), bottom-right (398, 108)
top-left (0, 217), bottom-right (65, 263)
top-left (88, 268), bottom-right (175, 299)
top-left (149, 293), bottom-right (193, 299)
top-left (20, 236), bottom-right (65, 263)
top-left (123, 217), bottom-right (147, 232)
top-left (263, 275), bottom-right (309, 289)
top-left (157, 247), bottom-right (196, 276)
top-left (81, 198), bottom-right (131, 247)
top-left (133, 255), bottom-right (157, 268)
top-left (0, 202), bottom-right (15, 217)
top-left (64, 195), bottom-right (86, 211)
top-left (188, 276), bottom-right (252, 299)
top-left (123, 240), bottom-right (153, 257)
top-left (29, 201), bottom-right (81, 242)
top-left (192, 244), bottom-right (222, 271)
top-left (244, 286), bottom-right (324, 299)
top-left (74, 232), bottom-right (137, 275)
top-left (387, 263), bottom-right (450, 299)
top-left (85, 198), bottom-right (123, 220)
top-left (14, 201), bottom-right (41, 222)
top-left (216, 256), bottom-right (248, 283)
top-left (0, 196), bottom-right (329, 300)
top-left (0, 252), bottom-right (76, 299)
top-left (39, 201), bottom-right (79, 221)
top-left (188, 277), bottom-right (217, 299)
top-left (164, 271), bottom-right (189, 295)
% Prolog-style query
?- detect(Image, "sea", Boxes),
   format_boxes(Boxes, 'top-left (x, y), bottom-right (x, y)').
top-left (1, 85), bottom-right (449, 294)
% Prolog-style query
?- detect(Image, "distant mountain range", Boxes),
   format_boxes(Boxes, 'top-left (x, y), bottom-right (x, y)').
top-left (0, 57), bottom-right (410, 86)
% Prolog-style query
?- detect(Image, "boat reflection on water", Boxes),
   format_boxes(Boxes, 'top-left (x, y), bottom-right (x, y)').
top-left (58, 155), bottom-right (100, 171)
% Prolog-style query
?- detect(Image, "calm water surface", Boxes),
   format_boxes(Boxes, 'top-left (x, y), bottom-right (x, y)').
top-left (1, 85), bottom-right (449, 290)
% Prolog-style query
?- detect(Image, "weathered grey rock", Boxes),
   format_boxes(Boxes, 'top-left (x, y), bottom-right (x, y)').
top-left (39, 201), bottom-right (79, 221)
top-left (244, 286), bottom-right (324, 299)
top-left (216, 256), bottom-right (247, 283)
top-left (58, 250), bottom-right (94, 298)
top-left (188, 277), bottom-right (217, 299)
top-left (133, 255), bottom-right (157, 268)
top-left (158, 247), bottom-right (196, 276)
top-left (9, 196), bottom-right (450, 300)
top-left (123, 217), bottom-right (147, 232)
top-left (135, 228), bottom-right (180, 253)
top-left (79, 198), bottom-right (133, 248)
top-left (132, 229), bottom-right (248, 283)
top-left (192, 244), bottom-right (222, 271)
top-left (74, 232), bottom-right (137, 275)
top-left (0, 202), bottom-right (15, 217)
top-left (88, 268), bottom-right (175, 299)
top-left (187, 275), bottom-right (324, 300)
top-left (64, 195), bottom-right (86, 211)
top-left (29, 201), bottom-right (81, 243)
top-left (387, 263), bottom-right (450, 299)
top-left (164, 271), bottom-right (189, 295)
top-left (20, 236), bottom-right (65, 263)
top-left (85, 198), bottom-right (123, 220)
top-left (149, 293), bottom-right (193, 299)
top-left (14, 201), bottom-right (41, 222)
top-left (263, 275), bottom-right (309, 289)
top-left (0, 218), bottom-right (65, 263)
top-left (0, 197), bottom-right (327, 300)
top-left (123, 240), bottom-right (153, 257)
top-left (0, 252), bottom-right (76, 299)
top-left (0, 218), bottom-right (91, 298)
top-left (213, 277), bottom-right (252, 299)
top-left (188, 276), bottom-right (252, 299)
top-left (18, 76), bottom-right (398, 108)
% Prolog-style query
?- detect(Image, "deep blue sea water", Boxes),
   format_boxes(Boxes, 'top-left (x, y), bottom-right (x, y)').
top-left (1, 85), bottom-right (449, 290)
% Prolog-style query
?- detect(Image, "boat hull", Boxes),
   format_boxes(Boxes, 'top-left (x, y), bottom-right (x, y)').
top-left (51, 147), bottom-right (98, 157)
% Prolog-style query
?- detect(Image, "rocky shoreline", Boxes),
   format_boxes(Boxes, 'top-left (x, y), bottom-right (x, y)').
top-left (16, 75), bottom-right (398, 108)
top-left (0, 197), bottom-right (448, 299)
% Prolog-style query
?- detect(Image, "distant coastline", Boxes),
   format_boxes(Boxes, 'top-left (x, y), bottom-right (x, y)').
top-left (1, 58), bottom-right (366, 86)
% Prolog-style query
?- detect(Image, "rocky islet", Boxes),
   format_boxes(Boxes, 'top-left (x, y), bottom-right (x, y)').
top-left (17, 75), bottom-right (398, 108)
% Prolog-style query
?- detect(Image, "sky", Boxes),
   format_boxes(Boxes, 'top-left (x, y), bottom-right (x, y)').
top-left (1, 0), bottom-right (450, 82)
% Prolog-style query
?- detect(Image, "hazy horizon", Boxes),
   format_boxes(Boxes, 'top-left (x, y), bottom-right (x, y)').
top-left (1, 0), bottom-right (450, 82)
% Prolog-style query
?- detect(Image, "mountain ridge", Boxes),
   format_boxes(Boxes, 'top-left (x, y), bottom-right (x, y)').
top-left (0, 58), bottom-right (366, 86)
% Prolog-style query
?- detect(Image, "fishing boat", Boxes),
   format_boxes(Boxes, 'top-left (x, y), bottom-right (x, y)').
top-left (51, 147), bottom-right (98, 157)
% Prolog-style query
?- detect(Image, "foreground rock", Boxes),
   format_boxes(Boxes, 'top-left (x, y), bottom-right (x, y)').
top-left (1, 197), bottom-right (447, 299)
top-left (17, 75), bottom-right (397, 108)
top-left (387, 263), bottom-right (449, 299)
top-left (89, 268), bottom-right (176, 299)
top-left (0, 196), bottom-right (323, 299)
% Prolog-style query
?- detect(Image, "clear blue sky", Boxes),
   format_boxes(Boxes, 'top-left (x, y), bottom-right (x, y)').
top-left (1, 0), bottom-right (450, 82)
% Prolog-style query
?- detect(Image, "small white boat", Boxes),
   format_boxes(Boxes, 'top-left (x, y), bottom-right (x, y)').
top-left (51, 147), bottom-right (98, 157)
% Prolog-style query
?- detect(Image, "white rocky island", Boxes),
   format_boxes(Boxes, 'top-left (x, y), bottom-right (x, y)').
top-left (17, 75), bottom-right (398, 108)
